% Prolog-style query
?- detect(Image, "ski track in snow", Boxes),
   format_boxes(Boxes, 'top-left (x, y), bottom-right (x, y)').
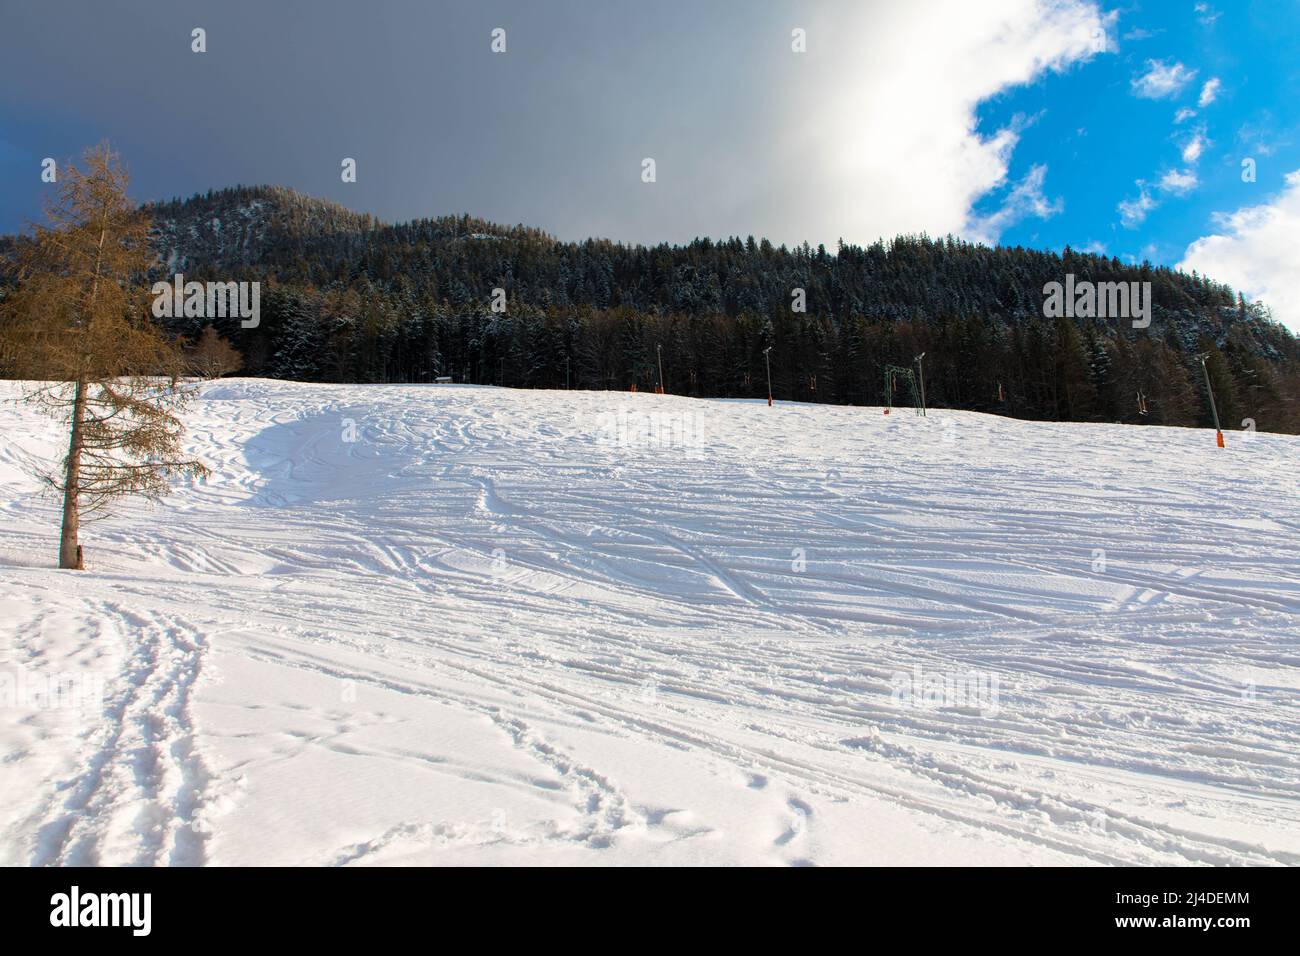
top-left (1, 379), bottom-right (1298, 866)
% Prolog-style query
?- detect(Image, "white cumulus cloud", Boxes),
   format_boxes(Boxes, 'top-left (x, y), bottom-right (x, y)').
top-left (1119, 185), bottom-right (1158, 228)
top-left (1131, 59), bottom-right (1198, 98)
top-left (967, 164), bottom-right (1064, 245)
top-left (1158, 168), bottom-right (1198, 195)
top-left (1179, 171), bottom-right (1300, 333)
top-left (1194, 2), bottom-right (1222, 26)
top-left (1181, 128), bottom-right (1209, 164)
top-left (1198, 77), bottom-right (1221, 107)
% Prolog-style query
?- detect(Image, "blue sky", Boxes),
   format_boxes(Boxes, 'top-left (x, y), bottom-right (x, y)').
top-left (1, 1), bottom-right (1298, 328)
top-left (976, 1), bottom-right (1300, 269)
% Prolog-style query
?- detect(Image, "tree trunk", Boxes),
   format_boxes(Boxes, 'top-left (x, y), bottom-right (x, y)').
top-left (59, 377), bottom-right (87, 569)
top-left (60, 213), bottom-right (106, 571)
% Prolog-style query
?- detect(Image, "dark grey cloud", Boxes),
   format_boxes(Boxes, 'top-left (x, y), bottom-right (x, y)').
top-left (0, 1), bottom-right (1108, 249)
top-left (0, 0), bottom-right (810, 242)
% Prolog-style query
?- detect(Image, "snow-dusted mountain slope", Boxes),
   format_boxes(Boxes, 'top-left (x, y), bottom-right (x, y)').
top-left (1, 379), bottom-right (1297, 866)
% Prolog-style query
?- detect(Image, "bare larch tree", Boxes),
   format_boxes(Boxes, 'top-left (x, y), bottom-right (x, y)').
top-left (188, 325), bottom-right (244, 379)
top-left (0, 144), bottom-right (208, 569)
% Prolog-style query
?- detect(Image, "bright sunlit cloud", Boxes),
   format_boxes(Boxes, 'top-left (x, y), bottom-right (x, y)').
top-left (771, 0), bottom-right (1109, 248)
top-left (1179, 171), bottom-right (1300, 332)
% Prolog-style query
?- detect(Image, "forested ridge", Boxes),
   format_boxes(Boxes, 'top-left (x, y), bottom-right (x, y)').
top-left (7, 183), bottom-right (1300, 432)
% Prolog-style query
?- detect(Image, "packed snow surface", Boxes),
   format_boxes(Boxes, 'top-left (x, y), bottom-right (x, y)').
top-left (2, 379), bottom-right (1298, 866)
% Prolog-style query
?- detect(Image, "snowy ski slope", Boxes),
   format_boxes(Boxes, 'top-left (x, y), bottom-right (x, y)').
top-left (1, 379), bottom-right (1298, 866)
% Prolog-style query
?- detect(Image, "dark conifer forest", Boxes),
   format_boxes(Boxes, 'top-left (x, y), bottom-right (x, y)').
top-left (7, 184), bottom-right (1300, 432)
